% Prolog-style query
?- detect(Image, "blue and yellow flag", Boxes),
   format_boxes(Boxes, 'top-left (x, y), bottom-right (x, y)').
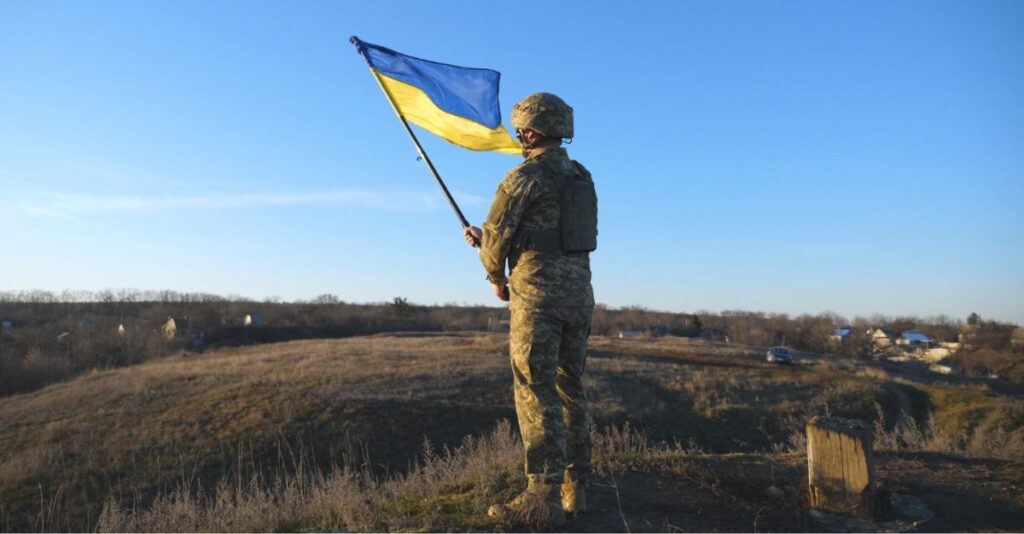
top-left (352, 37), bottom-right (520, 155)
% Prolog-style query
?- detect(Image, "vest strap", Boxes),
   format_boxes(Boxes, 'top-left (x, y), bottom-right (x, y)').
top-left (515, 229), bottom-right (561, 253)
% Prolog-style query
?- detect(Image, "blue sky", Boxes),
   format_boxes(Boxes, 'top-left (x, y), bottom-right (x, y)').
top-left (1, 0), bottom-right (1022, 324)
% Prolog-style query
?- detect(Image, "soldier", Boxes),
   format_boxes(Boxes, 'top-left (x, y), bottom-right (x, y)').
top-left (463, 92), bottom-right (598, 527)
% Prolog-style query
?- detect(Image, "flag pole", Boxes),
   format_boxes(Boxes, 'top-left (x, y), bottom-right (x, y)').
top-left (351, 36), bottom-right (472, 231)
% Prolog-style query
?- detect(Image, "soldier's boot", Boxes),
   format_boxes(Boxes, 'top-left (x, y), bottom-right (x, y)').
top-left (562, 473), bottom-right (586, 515)
top-left (487, 479), bottom-right (566, 528)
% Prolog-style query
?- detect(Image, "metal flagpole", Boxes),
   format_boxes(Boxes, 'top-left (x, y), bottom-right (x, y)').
top-left (351, 37), bottom-right (473, 233)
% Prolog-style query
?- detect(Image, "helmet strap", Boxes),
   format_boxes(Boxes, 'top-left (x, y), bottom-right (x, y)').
top-left (518, 129), bottom-right (563, 150)
top-left (517, 129), bottom-right (541, 152)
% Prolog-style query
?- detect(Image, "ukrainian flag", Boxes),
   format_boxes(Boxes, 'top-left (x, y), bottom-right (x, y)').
top-left (351, 37), bottom-right (520, 155)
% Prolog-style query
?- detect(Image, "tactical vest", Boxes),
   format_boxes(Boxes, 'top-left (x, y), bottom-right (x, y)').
top-left (516, 161), bottom-right (598, 254)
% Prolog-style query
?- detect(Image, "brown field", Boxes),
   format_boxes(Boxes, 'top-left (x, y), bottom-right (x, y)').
top-left (1, 333), bottom-right (1022, 531)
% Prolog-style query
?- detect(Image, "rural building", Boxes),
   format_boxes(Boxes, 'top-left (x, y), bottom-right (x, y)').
top-left (958, 324), bottom-right (978, 347)
top-left (898, 331), bottom-right (937, 348)
top-left (162, 318), bottom-right (177, 341)
top-left (868, 328), bottom-right (897, 348)
top-left (243, 314), bottom-right (267, 327)
top-left (191, 331), bottom-right (206, 349)
top-left (832, 327), bottom-right (853, 339)
top-left (1012, 327), bottom-right (1024, 348)
top-left (649, 325), bottom-right (669, 337)
top-left (829, 327), bottom-right (854, 348)
top-left (699, 328), bottom-right (728, 341)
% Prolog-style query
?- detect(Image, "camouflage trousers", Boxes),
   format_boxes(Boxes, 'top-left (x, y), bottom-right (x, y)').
top-left (509, 303), bottom-right (593, 484)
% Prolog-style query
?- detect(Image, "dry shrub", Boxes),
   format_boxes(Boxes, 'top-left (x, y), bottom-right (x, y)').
top-left (591, 422), bottom-right (702, 473)
top-left (98, 420), bottom-right (521, 532)
top-left (873, 401), bottom-right (1024, 461)
top-left (594, 422), bottom-right (653, 461)
top-left (765, 414), bottom-right (809, 454)
top-left (786, 428), bottom-right (808, 453)
top-left (98, 421), bottom-right (712, 532)
top-left (958, 348), bottom-right (1024, 386)
top-left (1, 348), bottom-right (74, 394)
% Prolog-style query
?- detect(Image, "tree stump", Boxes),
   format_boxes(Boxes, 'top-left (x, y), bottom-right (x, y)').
top-left (806, 416), bottom-right (876, 518)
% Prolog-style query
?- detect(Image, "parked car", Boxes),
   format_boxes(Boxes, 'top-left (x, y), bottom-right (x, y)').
top-left (766, 346), bottom-right (792, 364)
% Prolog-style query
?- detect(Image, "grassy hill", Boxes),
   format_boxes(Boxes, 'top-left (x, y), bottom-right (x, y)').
top-left (1, 334), bottom-right (1021, 531)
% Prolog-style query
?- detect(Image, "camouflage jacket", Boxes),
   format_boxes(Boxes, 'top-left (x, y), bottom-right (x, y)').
top-left (479, 146), bottom-right (594, 309)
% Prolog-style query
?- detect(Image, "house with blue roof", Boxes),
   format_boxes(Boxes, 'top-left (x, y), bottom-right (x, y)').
top-left (829, 326), bottom-right (855, 349)
top-left (897, 331), bottom-right (937, 348)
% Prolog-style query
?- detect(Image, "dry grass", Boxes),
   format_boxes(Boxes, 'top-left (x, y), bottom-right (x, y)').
top-left (2, 333), bottom-right (1021, 531)
top-left (93, 421), bottom-right (774, 532)
top-left (95, 417), bottom-right (1024, 533)
top-left (97, 420), bottom-right (523, 532)
top-left (874, 386), bottom-right (1024, 460)
top-left (1, 334), bottom-right (512, 531)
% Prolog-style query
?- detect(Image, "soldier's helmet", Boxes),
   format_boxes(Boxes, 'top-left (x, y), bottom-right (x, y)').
top-left (511, 92), bottom-right (573, 139)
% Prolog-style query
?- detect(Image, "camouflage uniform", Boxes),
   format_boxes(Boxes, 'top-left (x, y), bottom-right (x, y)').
top-left (480, 144), bottom-right (595, 486)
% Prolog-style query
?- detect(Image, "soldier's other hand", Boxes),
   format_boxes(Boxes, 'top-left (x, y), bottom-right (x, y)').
top-left (464, 226), bottom-right (482, 248)
top-left (492, 283), bottom-right (510, 302)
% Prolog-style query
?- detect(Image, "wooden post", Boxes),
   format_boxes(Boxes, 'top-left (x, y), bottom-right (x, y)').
top-left (806, 416), bottom-right (877, 518)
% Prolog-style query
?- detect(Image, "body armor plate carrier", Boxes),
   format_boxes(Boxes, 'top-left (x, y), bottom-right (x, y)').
top-left (517, 161), bottom-right (597, 254)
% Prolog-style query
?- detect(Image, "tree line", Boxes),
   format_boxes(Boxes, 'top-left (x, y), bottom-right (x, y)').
top-left (1, 289), bottom-right (1019, 396)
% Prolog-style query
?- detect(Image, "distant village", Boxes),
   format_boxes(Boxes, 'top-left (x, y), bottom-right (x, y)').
top-left (833, 324), bottom-right (1024, 373)
top-left (0, 312), bottom-right (267, 351)
top-left (830, 327), bottom-right (963, 374)
top-left (5, 312), bottom-right (1022, 365)
top-left (4, 300), bottom-right (1022, 391)
top-left (613, 321), bottom-right (1024, 378)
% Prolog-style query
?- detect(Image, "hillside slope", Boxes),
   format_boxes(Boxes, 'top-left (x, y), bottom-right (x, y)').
top-left (1, 334), bottom-right (1021, 531)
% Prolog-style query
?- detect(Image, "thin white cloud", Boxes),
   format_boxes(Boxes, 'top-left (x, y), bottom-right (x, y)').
top-left (449, 189), bottom-right (486, 208)
top-left (22, 205), bottom-right (84, 222)
top-left (16, 189), bottom-right (485, 219)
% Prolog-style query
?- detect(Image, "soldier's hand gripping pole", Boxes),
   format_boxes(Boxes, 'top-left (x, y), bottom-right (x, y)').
top-left (463, 226), bottom-right (482, 248)
top-left (351, 36), bottom-right (478, 248)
